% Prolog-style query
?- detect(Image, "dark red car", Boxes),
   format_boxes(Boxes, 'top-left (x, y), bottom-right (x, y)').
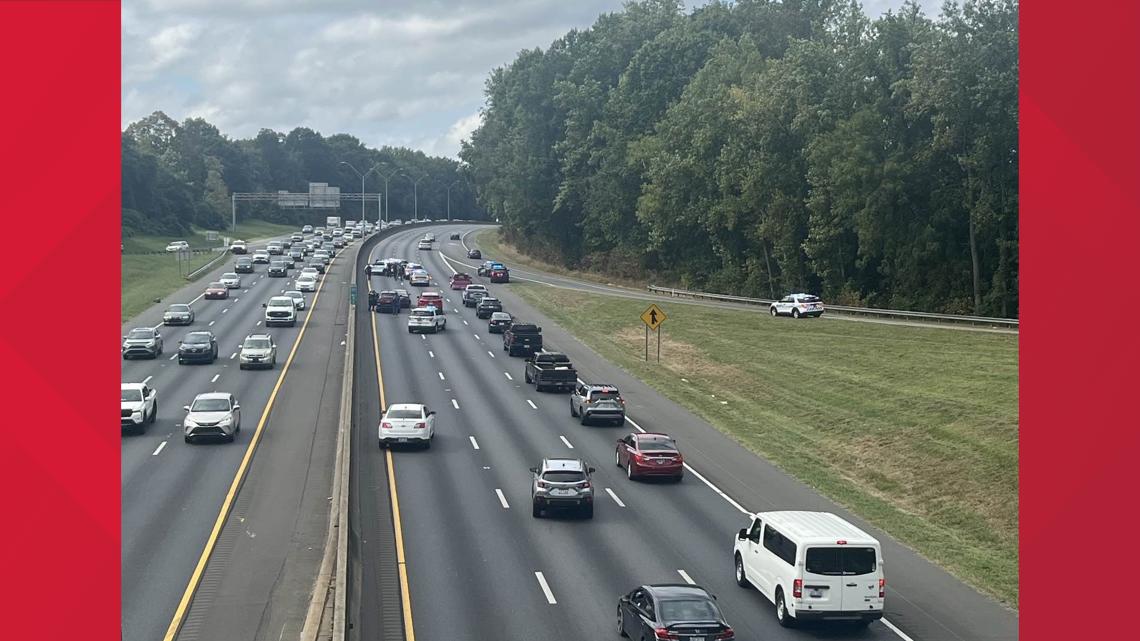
top-left (417, 291), bottom-right (444, 312)
top-left (615, 433), bottom-right (684, 482)
top-left (489, 264), bottom-right (510, 283)
top-left (204, 281), bottom-right (229, 299)
top-left (450, 273), bottom-right (472, 290)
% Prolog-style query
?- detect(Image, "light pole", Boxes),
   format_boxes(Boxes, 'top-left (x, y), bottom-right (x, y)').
top-left (400, 172), bottom-right (428, 222)
top-left (445, 179), bottom-right (463, 221)
top-left (376, 165), bottom-right (401, 223)
top-left (339, 161), bottom-right (380, 222)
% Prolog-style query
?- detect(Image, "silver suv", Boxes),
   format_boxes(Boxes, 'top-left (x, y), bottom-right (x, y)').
top-left (570, 383), bottom-right (626, 426)
top-left (530, 458), bottom-right (596, 519)
top-left (183, 392), bottom-right (241, 443)
top-left (239, 334), bottom-right (277, 370)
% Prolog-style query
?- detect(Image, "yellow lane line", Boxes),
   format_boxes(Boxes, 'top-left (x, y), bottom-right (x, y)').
top-left (372, 280), bottom-right (416, 640)
top-left (162, 255), bottom-right (341, 640)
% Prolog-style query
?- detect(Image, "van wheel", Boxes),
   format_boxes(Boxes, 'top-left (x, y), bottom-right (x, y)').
top-left (734, 554), bottom-right (749, 588)
top-left (775, 589), bottom-right (795, 628)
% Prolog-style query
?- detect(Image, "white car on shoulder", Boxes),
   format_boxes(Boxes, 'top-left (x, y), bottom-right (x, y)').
top-left (407, 306), bottom-right (446, 333)
top-left (165, 240), bottom-right (190, 252)
top-left (378, 403), bottom-right (436, 448)
top-left (770, 293), bottom-right (825, 318)
top-left (733, 511), bottom-right (884, 628)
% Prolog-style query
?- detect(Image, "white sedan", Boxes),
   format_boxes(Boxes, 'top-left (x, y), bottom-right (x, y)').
top-left (165, 241), bottom-right (190, 252)
top-left (220, 272), bottom-right (241, 288)
top-left (379, 403), bottom-right (436, 448)
top-left (408, 270), bottom-right (431, 286)
top-left (295, 276), bottom-right (318, 293)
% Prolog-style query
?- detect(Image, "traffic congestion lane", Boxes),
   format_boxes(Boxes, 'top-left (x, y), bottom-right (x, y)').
top-left (427, 224), bottom-right (1017, 641)
top-left (354, 228), bottom-right (900, 641)
top-left (121, 239), bottom-right (353, 641)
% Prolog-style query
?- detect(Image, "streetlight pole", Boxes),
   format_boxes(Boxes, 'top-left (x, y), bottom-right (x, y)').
top-left (376, 165), bottom-right (401, 223)
top-left (445, 179), bottom-right (462, 222)
top-left (339, 161), bottom-right (380, 222)
top-left (400, 172), bottom-right (427, 221)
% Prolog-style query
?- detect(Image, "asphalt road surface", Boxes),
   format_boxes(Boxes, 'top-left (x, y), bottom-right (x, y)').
top-left (348, 224), bottom-right (1017, 641)
top-left (121, 235), bottom-right (354, 641)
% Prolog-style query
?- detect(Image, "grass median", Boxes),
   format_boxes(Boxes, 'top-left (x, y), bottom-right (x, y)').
top-left (507, 281), bottom-right (1019, 608)
top-left (121, 219), bottom-right (296, 322)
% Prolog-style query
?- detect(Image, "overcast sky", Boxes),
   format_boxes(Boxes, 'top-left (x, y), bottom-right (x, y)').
top-left (122, 0), bottom-right (942, 159)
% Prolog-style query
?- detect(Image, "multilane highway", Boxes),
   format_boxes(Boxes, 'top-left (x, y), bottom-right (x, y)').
top-left (347, 225), bottom-right (1018, 641)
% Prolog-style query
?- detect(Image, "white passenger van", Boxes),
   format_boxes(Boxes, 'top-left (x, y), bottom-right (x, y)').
top-left (733, 511), bottom-right (884, 628)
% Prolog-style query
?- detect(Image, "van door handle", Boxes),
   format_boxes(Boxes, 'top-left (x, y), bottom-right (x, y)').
top-left (846, 583), bottom-right (858, 587)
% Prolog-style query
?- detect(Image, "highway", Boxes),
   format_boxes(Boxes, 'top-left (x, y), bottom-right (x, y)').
top-left (121, 235), bottom-right (355, 641)
top-left (348, 224), bottom-right (1018, 641)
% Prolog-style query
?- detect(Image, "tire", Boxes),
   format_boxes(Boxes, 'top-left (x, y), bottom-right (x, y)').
top-left (627, 461), bottom-right (636, 481)
top-left (408, 327), bottom-right (413, 333)
top-left (673, 473), bottom-right (683, 483)
top-left (617, 607), bottom-right (628, 638)
top-left (582, 504), bottom-right (593, 519)
top-left (239, 364), bottom-right (246, 370)
top-left (532, 503), bottom-right (542, 518)
top-left (423, 438), bottom-right (431, 450)
top-left (615, 449), bottom-right (621, 467)
top-left (178, 359), bottom-right (185, 365)
top-left (570, 402), bottom-right (578, 417)
top-left (770, 306), bottom-right (778, 317)
top-left (580, 413), bottom-right (589, 426)
top-left (150, 402), bottom-right (158, 423)
top-left (735, 554), bottom-right (750, 587)
top-left (775, 589), bottom-right (795, 628)
top-left (123, 354), bottom-right (129, 360)
top-left (226, 433), bottom-right (236, 443)
top-left (184, 435), bottom-right (193, 444)
top-left (851, 620), bottom-right (872, 630)
top-left (792, 308), bottom-right (801, 319)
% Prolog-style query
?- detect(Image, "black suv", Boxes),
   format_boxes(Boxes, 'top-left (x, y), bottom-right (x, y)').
top-left (476, 297), bottom-right (502, 319)
top-left (234, 257), bottom-right (254, 273)
top-left (178, 331), bottom-right (218, 364)
top-left (268, 261), bottom-right (288, 277)
top-left (467, 249), bottom-right (482, 259)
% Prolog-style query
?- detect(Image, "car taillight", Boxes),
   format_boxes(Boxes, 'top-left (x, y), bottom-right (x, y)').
top-left (654, 628), bottom-right (679, 640)
top-left (879, 578), bottom-right (886, 598)
top-left (537, 480), bottom-right (550, 489)
top-left (579, 481), bottom-right (591, 489)
top-left (714, 629), bottom-right (735, 640)
top-left (414, 422), bottom-right (426, 429)
top-left (793, 579), bottom-right (803, 599)
top-left (381, 422), bottom-right (393, 430)
top-left (632, 453), bottom-right (645, 462)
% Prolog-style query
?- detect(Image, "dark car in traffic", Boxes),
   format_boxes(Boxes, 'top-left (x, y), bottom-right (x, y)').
top-left (617, 584), bottom-right (735, 641)
top-left (268, 261), bottom-right (288, 277)
top-left (178, 331), bottom-right (219, 365)
top-left (162, 304), bottom-right (195, 326)
top-left (376, 290), bottom-right (402, 314)
top-left (467, 249), bottom-right (481, 259)
top-left (504, 322), bottom-right (542, 357)
top-left (476, 297), bottom-right (503, 319)
top-left (616, 432), bottom-right (684, 482)
top-left (488, 311), bottom-right (512, 334)
top-left (234, 256), bottom-right (254, 273)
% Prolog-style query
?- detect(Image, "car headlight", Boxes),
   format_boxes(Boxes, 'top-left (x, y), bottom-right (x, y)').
top-left (184, 419), bottom-right (198, 428)
top-left (219, 416), bottom-right (233, 426)
top-left (131, 410), bottom-right (142, 418)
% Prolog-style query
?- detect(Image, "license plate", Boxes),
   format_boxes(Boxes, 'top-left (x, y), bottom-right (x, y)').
top-left (398, 438), bottom-right (408, 443)
top-left (690, 637), bottom-right (706, 641)
top-left (550, 489), bottom-right (572, 496)
top-left (656, 460), bottom-right (668, 465)
top-left (809, 590), bottom-right (823, 598)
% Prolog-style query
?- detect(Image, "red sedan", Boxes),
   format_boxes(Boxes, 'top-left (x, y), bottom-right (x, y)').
top-left (450, 273), bottom-right (472, 290)
top-left (204, 281), bottom-right (229, 299)
top-left (615, 433), bottom-right (684, 482)
top-left (417, 291), bottom-right (444, 312)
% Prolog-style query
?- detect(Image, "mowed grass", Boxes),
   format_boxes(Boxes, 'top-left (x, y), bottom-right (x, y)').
top-left (471, 228), bottom-right (651, 290)
top-left (509, 282), bottom-right (1019, 607)
top-left (121, 219), bottom-right (296, 322)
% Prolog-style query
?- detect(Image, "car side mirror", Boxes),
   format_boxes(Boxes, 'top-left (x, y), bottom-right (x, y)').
top-left (262, 303), bottom-right (267, 308)
top-left (619, 595), bottom-right (630, 603)
top-left (588, 466), bottom-right (596, 474)
top-left (428, 411), bottom-right (436, 416)
top-left (737, 528), bottom-right (748, 540)
top-left (529, 467), bottom-right (538, 474)
top-left (183, 406), bottom-right (190, 412)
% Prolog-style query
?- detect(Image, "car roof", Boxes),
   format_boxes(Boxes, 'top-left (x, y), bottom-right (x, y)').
top-left (129, 327), bottom-right (157, 333)
top-left (285, 290), bottom-right (304, 295)
top-left (541, 458), bottom-right (585, 472)
top-left (479, 297), bottom-right (499, 303)
top-left (586, 383), bottom-right (620, 391)
top-left (755, 511), bottom-right (879, 546)
top-left (644, 584), bottom-right (713, 599)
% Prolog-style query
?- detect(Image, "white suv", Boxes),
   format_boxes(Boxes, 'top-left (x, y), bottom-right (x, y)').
top-left (121, 383), bottom-right (158, 433)
top-left (770, 294), bottom-right (824, 318)
top-left (407, 307), bottom-right (446, 333)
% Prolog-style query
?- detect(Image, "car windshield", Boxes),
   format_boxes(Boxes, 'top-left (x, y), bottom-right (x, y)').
top-left (386, 408), bottom-right (422, 419)
top-left (209, 282), bottom-right (223, 288)
top-left (658, 598), bottom-right (721, 623)
top-left (411, 310), bottom-right (431, 317)
top-left (223, 273), bottom-right (237, 279)
top-left (269, 299), bottom-right (292, 307)
top-left (492, 313), bottom-right (511, 320)
top-left (244, 338), bottom-right (271, 349)
top-left (542, 471), bottom-right (585, 483)
top-left (168, 305), bottom-right (189, 313)
top-left (127, 329), bottom-right (153, 339)
top-left (191, 398), bottom-right (230, 412)
top-left (480, 299), bottom-right (500, 306)
top-left (121, 389), bottom-right (143, 402)
top-left (638, 437), bottom-right (676, 451)
top-left (184, 334), bottom-right (210, 344)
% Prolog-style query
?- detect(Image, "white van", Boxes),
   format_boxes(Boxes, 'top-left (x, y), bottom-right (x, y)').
top-left (733, 511), bottom-right (884, 628)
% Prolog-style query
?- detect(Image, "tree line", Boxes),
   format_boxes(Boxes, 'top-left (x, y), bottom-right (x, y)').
top-left (122, 112), bottom-right (487, 237)
top-left (460, 0), bottom-right (1018, 317)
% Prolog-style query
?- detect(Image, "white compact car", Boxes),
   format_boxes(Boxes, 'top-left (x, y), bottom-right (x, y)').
top-left (183, 392), bottom-right (241, 443)
top-left (252, 250), bottom-right (271, 264)
top-left (417, 240), bottom-right (433, 250)
top-left (408, 270), bottom-right (431, 286)
top-left (165, 240), bottom-right (190, 252)
top-left (378, 403), bottom-right (436, 448)
top-left (407, 307), bottom-right (446, 333)
top-left (734, 511), bottom-right (884, 628)
top-left (220, 272), bottom-right (241, 289)
top-left (295, 275), bottom-right (318, 292)
top-left (121, 382), bottom-right (158, 433)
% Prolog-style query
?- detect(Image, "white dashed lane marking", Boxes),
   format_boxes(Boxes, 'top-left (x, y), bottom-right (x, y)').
top-left (152, 441), bottom-right (167, 456)
top-left (559, 435), bottom-right (574, 449)
top-left (606, 488), bottom-right (626, 508)
top-left (527, 400), bottom-right (538, 410)
top-left (495, 489), bottom-right (510, 509)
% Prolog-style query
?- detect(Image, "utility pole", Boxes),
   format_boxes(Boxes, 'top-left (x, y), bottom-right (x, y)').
top-left (446, 179), bottom-right (463, 221)
top-left (376, 165), bottom-right (401, 222)
top-left (339, 161), bottom-right (380, 222)
top-left (400, 172), bottom-right (427, 221)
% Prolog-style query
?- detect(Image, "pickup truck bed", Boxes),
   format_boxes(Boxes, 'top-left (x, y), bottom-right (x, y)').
top-left (524, 353), bottom-right (578, 392)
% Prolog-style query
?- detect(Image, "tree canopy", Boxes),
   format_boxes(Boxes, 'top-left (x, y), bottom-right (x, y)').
top-left (122, 113), bottom-right (487, 237)
top-left (461, 0), bottom-right (1018, 317)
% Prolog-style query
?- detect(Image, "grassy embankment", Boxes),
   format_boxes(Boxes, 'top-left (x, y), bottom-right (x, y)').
top-left (477, 230), bottom-right (1019, 608)
top-left (121, 220), bottom-right (297, 321)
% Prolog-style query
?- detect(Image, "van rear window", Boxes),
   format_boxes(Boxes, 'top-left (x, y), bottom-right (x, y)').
top-left (805, 547), bottom-right (877, 576)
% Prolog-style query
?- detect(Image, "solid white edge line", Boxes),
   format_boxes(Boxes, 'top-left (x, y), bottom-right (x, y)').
top-left (534, 572), bottom-right (557, 604)
top-left (559, 435), bottom-right (574, 449)
top-left (452, 399), bottom-right (460, 409)
top-left (469, 436), bottom-right (479, 450)
top-left (211, 374), bottom-right (220, 383)
top-left (495, 489), bottom-right (510, 509)
top-left (527, 399), bottom-right (538, 410)
top-left (504, 372), bottom-right (513, 381)
top-left (152, 441), bottom-right (167, 456)
top-left (881, 618), bottom-right (916, 641)
top-left (605, 488), bottom-right (625, 508)
top-left (677, 569), bottom-right (695, 585)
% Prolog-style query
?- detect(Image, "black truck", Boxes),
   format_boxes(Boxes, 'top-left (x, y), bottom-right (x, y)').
top-left (524, 352), bottom-right (578, 392)
top-left (503, 322), bottom-right (543, 357)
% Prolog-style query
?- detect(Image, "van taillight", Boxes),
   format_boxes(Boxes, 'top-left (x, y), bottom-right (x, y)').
top-left (879, 578), bottom-right (886, 598)
top-left (792, 579), bottom-right (802, 599)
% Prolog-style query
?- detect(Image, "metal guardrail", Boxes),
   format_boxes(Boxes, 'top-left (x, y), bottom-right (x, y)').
top-left (647, 285), bottom-right (1019, 329)
top-left (184, 249), bottom-right (230, 281)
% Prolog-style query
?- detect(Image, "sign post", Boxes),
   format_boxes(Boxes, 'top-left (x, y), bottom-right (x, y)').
top-left (639, 304), bottom-right (667, 363)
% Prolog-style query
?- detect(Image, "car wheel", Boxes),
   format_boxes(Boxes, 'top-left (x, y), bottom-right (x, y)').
top-left (123, 354), bottom-right (129, 360)
top-left (423, 438), bottom-right (431, 450)
top-left (582, 504), bottom-right (593, 519)
top-left (617, 607), bottom-right (628, 638)
top-left (615, 449), bottom-right (621, 467)
top-left (570, 402), bottom-right (578, 418)
top-left (178, 359), bottom-right (185, 365)
top-left (532, 503), bottom-right (542, 518)
top-left (524, 371), bottom-right (531, 384)
top-left (580, 413), bottom-right (589, 426)
top-left (150, 402), bottom-right (158, 423)
top-left (239, 364), bottom-right (246, 370)
top-left (770, 306), bottom-right (778, 317)
top-left (184, 435), bottom-right (193, 444)
top-left (775, 588), bottom-right (794, 628)
top-left (408, 327), bottom-right (413, 333)
top-left (674, 473), bottom-right (683, 483)
top-left (792, 308), bottom-right (801, 319)
top-left (735, 554), bottom-right (750, 588)
top-left (226, 433), bottom-right (236, 443)
top-left (627, 461), bottom-right (636, 481)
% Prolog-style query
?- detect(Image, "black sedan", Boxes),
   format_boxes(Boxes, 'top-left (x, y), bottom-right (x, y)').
top-left (467, 249), bottom-right (482, 259)
top-left (617, 584), bottom-right (735, 641)
top-left (178, 331), bottom-right (219, 365)
top-left (450, 232), bottom-right (461, 240)
top-left (375, 290), bottom-right (401, 314)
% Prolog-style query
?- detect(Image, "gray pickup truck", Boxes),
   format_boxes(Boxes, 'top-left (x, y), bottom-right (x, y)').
top-left (524, 352), bottom-right (578, 392)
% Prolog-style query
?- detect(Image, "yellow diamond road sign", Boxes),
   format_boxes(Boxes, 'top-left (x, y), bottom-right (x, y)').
top-left (640, 304), bottom-right (667, 331)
